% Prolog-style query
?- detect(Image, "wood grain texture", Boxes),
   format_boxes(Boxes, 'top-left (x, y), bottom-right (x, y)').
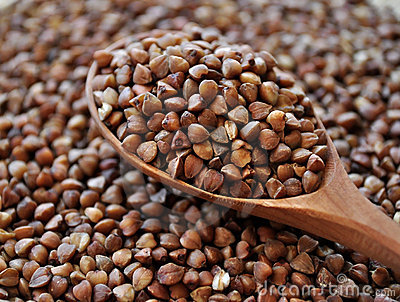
top-left (86, 36), bottom-right (400, 272)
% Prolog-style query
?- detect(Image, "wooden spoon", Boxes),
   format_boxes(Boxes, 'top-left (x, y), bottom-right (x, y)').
top-left (86, 34), bottom-right (400, 272)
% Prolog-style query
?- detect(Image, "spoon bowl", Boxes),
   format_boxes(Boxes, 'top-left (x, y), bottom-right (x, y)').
top-left (87, 32), bottom-right (400, 271)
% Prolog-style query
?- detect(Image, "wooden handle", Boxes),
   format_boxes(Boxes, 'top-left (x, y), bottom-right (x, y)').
top-left (307, 131), bottom-right (400, 271)
top-left (234, 138), bottom-right (400, 272)
top-left (200, 123), bottom-right (400, 271)
top-left (254, 184), bottom-right (400, 272)
top-left (206, 178), bottom-right (400, 272)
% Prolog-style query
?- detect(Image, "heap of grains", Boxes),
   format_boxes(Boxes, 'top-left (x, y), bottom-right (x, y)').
top-left (92, 31), bottom-right (326, 199)
top-left (0, 0), bottom-right (400, 301)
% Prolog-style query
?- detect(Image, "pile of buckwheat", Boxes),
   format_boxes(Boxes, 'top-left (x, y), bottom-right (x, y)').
top-left (92, 31), bottom-right (326, 199)
top-left (0, 0), bottom-right (399, 301)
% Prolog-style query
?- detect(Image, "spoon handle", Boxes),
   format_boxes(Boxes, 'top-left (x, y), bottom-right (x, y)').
top-left (256, 187), bottom-right (400, 272)
top-left (245, 144), bottom-right (400, 272)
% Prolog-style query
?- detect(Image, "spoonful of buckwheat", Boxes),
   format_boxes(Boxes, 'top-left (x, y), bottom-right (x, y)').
top-left (86, 29), bottom-right (400, 271)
